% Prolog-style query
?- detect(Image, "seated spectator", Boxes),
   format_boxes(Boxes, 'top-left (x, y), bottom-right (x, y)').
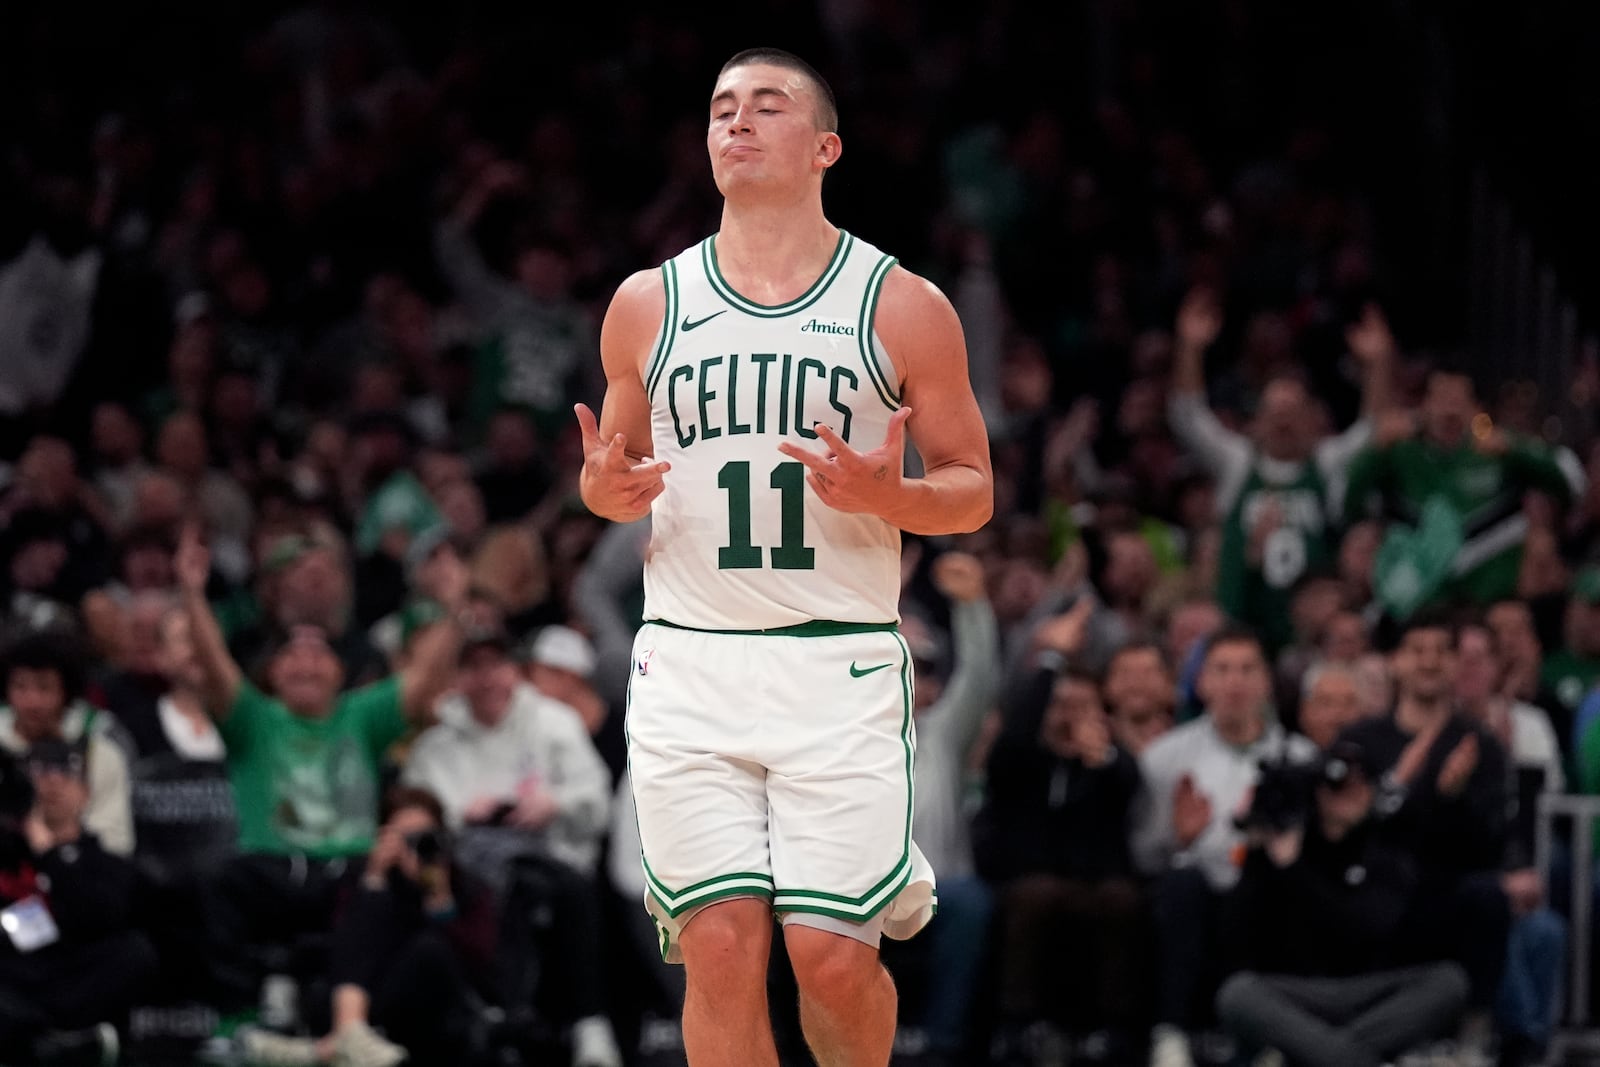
top-left (1540, 565), bottom-right (1600, 721)
top-left (1457, 621), bottom-right (1572, 1066)
top-left (402, 624), bottom-right (621, 1067)
top-left (1488, 598), bottom-right (1573, 765)
top-left (1297, 660), bottom-right (1370, 751)
top-left (1216, 739), bottom-right (1468, 1067)
top-left (1164, 591), bottom-right (1222, 726)
top-left (1131, 625), bottom-right (1317, 1067)
top-left (0, 629), bottom-right (134, 855)
top-left (0, 741), bottom-right (159, 1064)
top-left (1318, 608), bottom-right (1371, 664)
top-left (1338, 611), bottom-right (1513, 1052)
top-left (523, 623), bottom-right (622, 780)
top-left (975, 666), bottom-right (1142, 1062)
top-left (104, 598), bottom-right (237, 1008)
top-left (1102, 639), bottom-right (1177, 755)
top-left (1274, 570), bottom-right (1351, 722)
top-left (173, 524), bottom-right (463, 1014)
top-left (239, 788), bottom-right (499, 1067)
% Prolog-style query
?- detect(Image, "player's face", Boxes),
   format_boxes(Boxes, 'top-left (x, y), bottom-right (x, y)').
top-left (707, 63), bottom-right (838, 197)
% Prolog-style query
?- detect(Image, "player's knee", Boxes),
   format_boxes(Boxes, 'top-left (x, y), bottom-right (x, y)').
top-left (785, 925), bottom-right (885, 1003)
top-left (679, 897), bottom-right (771, 981)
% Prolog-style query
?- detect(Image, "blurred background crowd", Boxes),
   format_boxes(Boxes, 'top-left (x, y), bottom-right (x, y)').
top-left (3, 2), bottom-right (1599, 1066)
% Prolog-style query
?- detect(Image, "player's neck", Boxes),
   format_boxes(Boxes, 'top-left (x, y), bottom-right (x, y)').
top-left (715, 198), bottom-right (836, 289)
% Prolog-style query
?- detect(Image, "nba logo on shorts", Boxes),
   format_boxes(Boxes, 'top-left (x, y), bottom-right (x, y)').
top-left (636, 648), bottom-right (655, 676)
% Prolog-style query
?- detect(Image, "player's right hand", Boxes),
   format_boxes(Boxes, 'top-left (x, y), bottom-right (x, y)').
top-left (575, 403), bottom-right (670, 522)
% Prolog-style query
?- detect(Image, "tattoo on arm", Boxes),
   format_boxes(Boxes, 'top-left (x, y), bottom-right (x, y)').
top-left (874, 466), bottom-right (887, 481)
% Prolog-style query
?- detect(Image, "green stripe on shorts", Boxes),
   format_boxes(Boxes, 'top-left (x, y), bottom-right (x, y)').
top-left (645, 618), bottom-right (898, 637)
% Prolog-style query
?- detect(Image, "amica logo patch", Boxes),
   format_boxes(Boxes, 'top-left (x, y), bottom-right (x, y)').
top-left (800, 318), bottom-right (854, 335)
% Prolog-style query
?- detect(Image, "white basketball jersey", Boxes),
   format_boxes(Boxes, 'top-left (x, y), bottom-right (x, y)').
top-left (641, 230), bottom-right (903, 630)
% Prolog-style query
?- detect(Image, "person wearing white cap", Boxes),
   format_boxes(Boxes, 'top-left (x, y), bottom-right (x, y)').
top-left (524, 623), bottom-right (631, 783)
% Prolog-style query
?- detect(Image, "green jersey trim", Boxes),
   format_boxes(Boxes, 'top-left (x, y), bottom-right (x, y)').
top-left (643, 618), bottom-right (897, 637)
top-left (856, 254), bottom-right (902, 411)
top-left (702, 231), bottom-right (854, 317)
top-left (643, 866), bottom-right (777, 918)
top-left (645, 260), bottom-right (681, 400)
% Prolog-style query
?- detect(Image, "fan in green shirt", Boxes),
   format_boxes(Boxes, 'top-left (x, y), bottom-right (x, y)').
top-left (173, 524), bottom-right (466, 859)
top-left (1345, 371), bottom-right (1581, 615)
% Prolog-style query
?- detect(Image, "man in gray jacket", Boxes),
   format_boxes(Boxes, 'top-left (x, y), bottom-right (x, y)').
top-left (402, 625), bottom-right (620, 1067)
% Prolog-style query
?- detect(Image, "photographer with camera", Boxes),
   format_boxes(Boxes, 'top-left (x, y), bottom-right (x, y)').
top-left (1216, 740), bottom-right (1469, 1067)
top-left (0, 741), bottom-right (158, 1065)
top-left (240, 786), bottom-right (497, 1067)
top-left (401, 624), bottom-right (620, 1067)
top-left (1132, 625), bottom-right (1318, 1067)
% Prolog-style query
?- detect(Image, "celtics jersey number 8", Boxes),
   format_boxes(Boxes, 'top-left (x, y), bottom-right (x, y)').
top-left (642, 231), bottom-right (903, 630)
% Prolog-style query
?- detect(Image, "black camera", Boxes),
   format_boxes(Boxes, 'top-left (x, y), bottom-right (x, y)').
top-left (404, 828), bottom-right (446, 865)
top-left (1235, 758), bottom-right (1319, 834)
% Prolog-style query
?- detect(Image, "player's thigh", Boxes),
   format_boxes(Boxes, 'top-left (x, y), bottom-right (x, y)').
top-left (626, 624), bottom-right (776, 912)
top-left (765, 630), bottom-right (916, 920)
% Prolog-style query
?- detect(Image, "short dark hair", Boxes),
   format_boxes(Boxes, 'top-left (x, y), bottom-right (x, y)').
top-left (0, 630), bottom-right (87, 704)
top-left (1107, 639), bottom-right (1172, 677)
top-left (719, 47), bottom-right (839, 133)
top-left (1396, 606), bottom-right (1460, 650)
top-left (382, 785), bottom-right (446, 827)
top-left (1202, 623), bottom-right (1267, 664)
top-left (1052, 665), bottom-right (1105, 694)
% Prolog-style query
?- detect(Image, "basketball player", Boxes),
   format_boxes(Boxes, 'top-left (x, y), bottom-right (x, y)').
top-left (574, 47), bottom-right (993, 1067)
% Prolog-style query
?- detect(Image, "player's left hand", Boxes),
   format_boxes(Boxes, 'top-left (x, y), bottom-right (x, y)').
top-left (778, 407), bottom-right (911, 517)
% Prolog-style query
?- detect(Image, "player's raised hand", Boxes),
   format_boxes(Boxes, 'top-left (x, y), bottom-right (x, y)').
top-left (778, 406), bottom-right (912, 518)
top-left (575, 403), bottom-right (670, 522)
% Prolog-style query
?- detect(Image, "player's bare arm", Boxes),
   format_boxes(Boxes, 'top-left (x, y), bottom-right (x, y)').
top-left (778, 266), bottom-right (993, 535)
top-left (576, 269), bottom-right (672, 523)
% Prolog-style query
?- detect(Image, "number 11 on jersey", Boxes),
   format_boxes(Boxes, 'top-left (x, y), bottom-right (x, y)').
top-left (717, 460), bottom-right (815, 570)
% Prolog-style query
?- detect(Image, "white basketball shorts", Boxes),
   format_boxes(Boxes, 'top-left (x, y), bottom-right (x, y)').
top-left (625, 619), bottom-right (937, 963)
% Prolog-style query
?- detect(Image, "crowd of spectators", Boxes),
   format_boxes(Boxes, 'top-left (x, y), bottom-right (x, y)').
top-left (3, 3), bottom-right (1598, 1067)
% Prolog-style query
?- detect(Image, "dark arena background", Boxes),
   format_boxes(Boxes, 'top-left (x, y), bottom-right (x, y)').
top-left (3, 2), bottom-right (1600, 1066)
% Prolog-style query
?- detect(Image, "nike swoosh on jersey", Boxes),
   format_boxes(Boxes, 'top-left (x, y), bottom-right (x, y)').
top-left (680, 310), bottom-right (728, 331)
top-left (849, 662), bottom-right (893, 678)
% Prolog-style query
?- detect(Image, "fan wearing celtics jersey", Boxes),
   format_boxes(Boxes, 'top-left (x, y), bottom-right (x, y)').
top-left (574, 48), bottom-right (993, 1067)
top-left (1168, 287), bottom-right (1396, 655)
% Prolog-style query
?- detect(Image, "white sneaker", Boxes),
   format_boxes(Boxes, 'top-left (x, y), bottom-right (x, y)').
top-left (571, 1014), bottom-right (623, 1067)
top-left (333, 1021), bottom-right (406, 1067)
top-left (239, 1027), bottom-right (321, 1067)
top-left (1150, 1026), bottom-right (1195, 1067)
